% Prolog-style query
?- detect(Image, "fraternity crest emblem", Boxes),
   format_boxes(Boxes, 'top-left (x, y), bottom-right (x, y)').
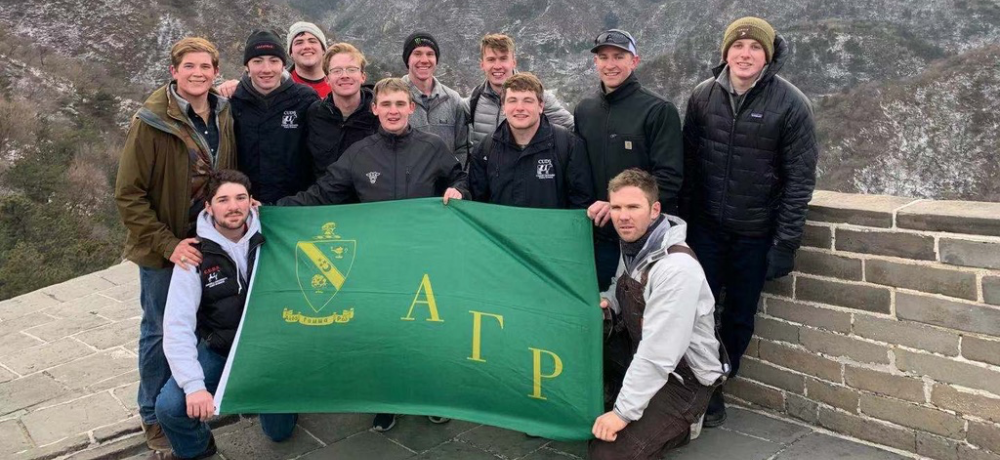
top-left (366, 171), bottom-right (380, 184)
top-left (295, 222), bottom-right (356, 313)
top-left (536, 159), bottom-right (555, 180)
top-left (281, 111), bottom-right (299, 129)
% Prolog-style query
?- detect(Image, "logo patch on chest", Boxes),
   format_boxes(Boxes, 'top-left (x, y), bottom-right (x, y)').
top-left (624, 140), bottom-right (633, 150)
top-left (366, 171), bottom-right (380, 184)
top-left (281, 111), bottom-right (299, 129)
top-left (536, 159), bottom-right (555, 180)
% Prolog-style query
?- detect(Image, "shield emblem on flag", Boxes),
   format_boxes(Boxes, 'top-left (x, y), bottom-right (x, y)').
top-left (295, 225), bottom-right (356, 313)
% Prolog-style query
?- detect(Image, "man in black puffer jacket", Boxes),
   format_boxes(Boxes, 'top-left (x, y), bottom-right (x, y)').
top-left (680, 17), bottom-right (818, 428)
top-left (232, 30), bottom-right (319, 204)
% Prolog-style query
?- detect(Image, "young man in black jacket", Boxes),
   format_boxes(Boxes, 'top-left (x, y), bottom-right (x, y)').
top-left (468, 73), bottom-right (592, 209)
top-left (680, 17), bottom-right (818, 427)
top-left (575, 29), bottom-right (684, 291)
top-left (304, 42), bottom-right (378, 178)
top-left (232, 30), bottom-right (318, 204)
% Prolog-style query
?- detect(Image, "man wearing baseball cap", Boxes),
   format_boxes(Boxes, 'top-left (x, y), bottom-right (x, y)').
top-left (400, 32), bottom-right (471, 168)
top-left (679, 17), bottom-right (818, 427)
top-left (231, 30), bottom-right (318, 204)
top-left (575, 28), bottom-right (684, 292)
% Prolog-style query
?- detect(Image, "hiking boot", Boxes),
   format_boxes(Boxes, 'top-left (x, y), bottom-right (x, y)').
top-left (141, 421), bottom-right (172, 452)
top-left (703, 387), bottom-right (727, 428)
top-left (372, 413), bottom-right (397, 432)
top-left (427, 416), bottom-right (451, 424)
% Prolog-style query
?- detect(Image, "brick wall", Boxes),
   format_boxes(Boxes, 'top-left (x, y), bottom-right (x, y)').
top-left (724, 191), bottom-right (1000, 460)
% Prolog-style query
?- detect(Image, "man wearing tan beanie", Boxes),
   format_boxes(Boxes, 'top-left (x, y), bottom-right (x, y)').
top-left (680, 16), bottom-right (818, 427)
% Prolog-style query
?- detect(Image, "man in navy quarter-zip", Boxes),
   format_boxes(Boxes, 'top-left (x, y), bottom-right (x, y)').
top-left (679, 17), bottom-right (818, 428)
top-left (574, 29), bottom-right (684, 292)
top-left (154, 170), bottom-right (297, 460)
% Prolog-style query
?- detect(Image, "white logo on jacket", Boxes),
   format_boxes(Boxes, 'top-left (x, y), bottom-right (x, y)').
top-left (366, 171), bottom-right (380, 184)
top-left (536, 159), bottom-right (555, 180)
top-left (281, 111), bottom-right (299, 129)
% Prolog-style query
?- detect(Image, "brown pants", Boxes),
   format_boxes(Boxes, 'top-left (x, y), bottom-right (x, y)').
top-left (589, 365), bottom-right (714, 460)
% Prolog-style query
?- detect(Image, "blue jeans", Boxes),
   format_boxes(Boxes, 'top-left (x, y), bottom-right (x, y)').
top-left (155, 342), bottom-right (297, 458)
top-left (686, 225), bottom-right (771, 378)
top-left (139, 266), bottom-right (173, 425)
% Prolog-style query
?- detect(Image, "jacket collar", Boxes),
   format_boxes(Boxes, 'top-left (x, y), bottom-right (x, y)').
top-left (711, 34), bottom-right (789, 85)
top-left (494, 115), bottom-right (554, 150)
top-left (323, 85), bottom-right (374, 121)
top-left (601, 72), bottom-right (641, 103)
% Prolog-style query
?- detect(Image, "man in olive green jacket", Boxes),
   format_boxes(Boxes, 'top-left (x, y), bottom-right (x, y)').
top-left (114, 37), bottom-right (236, 455)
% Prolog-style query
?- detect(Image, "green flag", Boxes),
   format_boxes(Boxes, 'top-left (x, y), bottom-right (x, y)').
top-left (215, 198), bottom-right (603, 440)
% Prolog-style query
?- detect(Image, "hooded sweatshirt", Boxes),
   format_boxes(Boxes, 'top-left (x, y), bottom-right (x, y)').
top-left (599, 215), bottom-right (725, 422)
top-left (162, 208), bottom-right (262, 395)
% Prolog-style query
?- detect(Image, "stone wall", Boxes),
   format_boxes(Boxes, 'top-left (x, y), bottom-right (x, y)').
top-left (725, 191), bottom-right (1000, 460)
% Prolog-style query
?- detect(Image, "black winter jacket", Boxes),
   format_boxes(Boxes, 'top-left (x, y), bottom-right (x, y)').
top-left (469, 117), bottom-right (593, 209)
top-left (680, 35), bottom-right (818, 249)
top-left (305, 86), bottom-right (378, 177)
top-left (277, 127), bottom-right (469, 205)
top-left (195, 233), bottom-right (264, 355)
top-left (232, 76), bottom-right (319, 204)
top-left (574, 73), bottom-right (683, 237)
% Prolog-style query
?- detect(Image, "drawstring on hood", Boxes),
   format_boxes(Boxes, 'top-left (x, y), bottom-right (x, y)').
top-left (196, 206), bottom-right (261, 292)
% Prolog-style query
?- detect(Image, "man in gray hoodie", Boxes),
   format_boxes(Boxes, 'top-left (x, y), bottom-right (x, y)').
top-left (589, 168), bottom-right (726, 460)
top-left (154, 170), bottom-right (296, 459)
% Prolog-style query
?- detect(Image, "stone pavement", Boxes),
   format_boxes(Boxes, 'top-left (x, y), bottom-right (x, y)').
top-left (0, 262), bottom-right (915, 459)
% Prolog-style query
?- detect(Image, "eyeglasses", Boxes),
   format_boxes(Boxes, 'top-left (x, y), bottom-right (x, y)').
top-left (328, 67), bottom-right (362, 76)
top-left (594, 30), bottom-right (636, 50)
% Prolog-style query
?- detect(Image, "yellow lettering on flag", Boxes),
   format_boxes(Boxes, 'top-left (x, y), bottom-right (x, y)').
top-left (299, 243), bottom-right (346, 290)
top-left (468, 311), bottom-right (504, 362)
top-left (401, 274), bottom-right (444, 322)
top-left (528, 348), bottom-right (563, 400)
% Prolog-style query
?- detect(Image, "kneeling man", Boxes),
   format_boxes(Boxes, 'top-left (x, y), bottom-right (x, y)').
top-left (590, 168), bottom-right (726, 460)
top-left (155, 170), bottom-right (297, 459)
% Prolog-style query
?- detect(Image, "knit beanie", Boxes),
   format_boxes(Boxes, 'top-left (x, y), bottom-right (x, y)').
top-left (721, 17), bottom-right (776, 62)
top-left (402, 32), bottom-right (440, 68)
top-left (286, 21), bottom-right (328, 52)
top-left (244, 30), bottom-right (287, 65)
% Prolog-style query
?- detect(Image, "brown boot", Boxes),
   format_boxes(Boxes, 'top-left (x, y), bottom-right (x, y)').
top-left (141, 421), bottom-right (172, 452)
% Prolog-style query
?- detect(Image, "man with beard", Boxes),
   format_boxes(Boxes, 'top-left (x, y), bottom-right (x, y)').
top-left (154, 170), bottom-right (297, 460)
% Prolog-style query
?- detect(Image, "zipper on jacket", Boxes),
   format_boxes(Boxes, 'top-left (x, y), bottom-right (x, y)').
top-left (405, 168), bottom-right (411, 199)
top-left (602, 99), bottom-right (611, 196)
top-left (719, 103), bottom-right (740, 227)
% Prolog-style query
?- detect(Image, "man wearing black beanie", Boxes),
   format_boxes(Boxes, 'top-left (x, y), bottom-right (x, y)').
top-left (231, 30), bottom-right (318, 204)
top-left (400, 31), bottom-right (471, 168)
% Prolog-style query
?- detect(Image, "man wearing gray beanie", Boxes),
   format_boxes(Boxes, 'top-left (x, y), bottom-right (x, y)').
top-left (287, 21), bottom-right (331, 98)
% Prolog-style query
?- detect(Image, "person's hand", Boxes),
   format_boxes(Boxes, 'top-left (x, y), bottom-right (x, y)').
top-left (170, 238), bottom-right (202, 271)
top-left (587, 201), bottom-right (611, 226)
top-left (765, 245), bottom-right (796, 280)
top-left (251, 198), bottom-right (262, 210)
top-left (592, 411), bottom-right (629, 442)
top-left (186, 390), bottom-right (215, 421)
top-left (600, 298), bottom-right (609, 309)
top-left (216, 79), bottom-right (239, 98)
top-left (442, 188), bottom-right (463, 205)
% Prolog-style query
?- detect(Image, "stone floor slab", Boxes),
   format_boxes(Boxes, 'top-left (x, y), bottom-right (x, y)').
top-left (47, 349), bottom-right (135, 390)
top-left (520, 446), bottom-right (582, 459)
top-left (724, 407), bottom-right (813, 444)
top-left (96, 263), bottom-right (138, 287)
top-left (20, 392), bottom-right (130, 445)
top-left (0, 419), bottom-right (32, 456)
top-left (297, 412), bottom-right (373, 444)
top-left (0, 366), bottom-right (16, 384)
top-left (74, 318), bottom-right (140, 350)
top-left (0, 314), bottom-right (57, 338)
top-left (93, 298), bottom-right (141, 322)
top-left (41, 294), bottom-right (120, 320)
top-left (774, 432), bottom-right (909, 460)
top-left (0, 333), bottom-right (44, 363)
top-left (215, 419), bottom-right (322, 460)
top-left (0, 338), bottom-right (94, 375)
top-left (42, 275), bottom-right (117, 303)
top-left (88, 369), bottom-right (139, 393)
top-left (97, 282), bottom-right (140, 302)
top-left (301, 431), bottom-right (414, 460)
top-left (410, 440), bottom-right (499, 460)
top-left (92, 414), bottom-right (142, 442)
top-left (665, 425), bottom-right (783, 460)
top-left (14, 433), bottom-right (90, 460)
top-left (546, 440), bottom-right (587, 458)
top-left (0, 291), bottom-right (60, 322)
top-left (0, 373), bottom-right (68, 415)
top-left (23, 314), bottom-right (110, 342)
top-left (383, 415), bottom-right (480, 452)
top-left (457, 424), bottom-right (550, 459)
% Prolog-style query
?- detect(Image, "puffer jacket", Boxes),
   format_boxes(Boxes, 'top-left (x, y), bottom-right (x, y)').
top-left (468, 80), bottom-right (574, 148)
top-left (305, 85), bottom-right (378, 177)
top-left (680, 35), bottom-right (818, 249)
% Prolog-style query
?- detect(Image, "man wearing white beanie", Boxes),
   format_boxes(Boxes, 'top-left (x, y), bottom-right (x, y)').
top-left (286, 21), bottom-right (331, 98)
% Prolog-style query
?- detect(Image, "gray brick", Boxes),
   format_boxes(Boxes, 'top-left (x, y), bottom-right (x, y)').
top-left (797, 276), bottom-right (891, 313)
top-left (896, 349), bottom-right (1000, 396)
top-left (746, 337), bottom-right (760, 358)
top-left (866, 259), bottom-right (977, 300)
top-left (817, 406), bottom-right (917, 452)
top-left (917, 432), bottom-right (960, 460)
top-left (0, 374), bottom-right (68, 415)
top-left (807, 192), bottom-right (914, 228)
top-left (98, 283), bottom-right (140, 302)
top-left (74, 318), bottom-right (140, 350)
top-left (0, 420), bottom-right (31, 456)
top-left (806, 378), bottom-right (860, 412)
top-left (725, 377), bottom-right (785, 411)
top-left (799, 328), bottom-right (890, 364)
top-left (21, 392), bottom-right (130, 445)
top-left (95, 262), bottom-right (138, 286)
top-left (765, 298), bottom-right (852, 333)
top-left (985, 276), bottom-right (1000, 306)
top-left (112, 381), bottom-right (139, 413)
top-left (897, 200), bottom-right (1000, 237)
top-left (41, 294), bottom-right (120, 320)
top-left (22, 314), bottom-right (110, 342)
top-left (860, 394), bottom-right (965, 438)
top-left (754, 316), bottom-right (800, 344)
top-left (763, 276), bottom-right (794, 297)
top-left (853, 317), bottom-right (960, 356)
top-left (940, 239), bottom-right (1000, 270)
top-left (968, 421), bottom-right (1000, 454)
top-left (803, 224), bottom-right (833, 249)
top-left (786, 393), bottom-right (819, 424)
top-left (12, 433), bottom-right (89, 460)
top-left (837, 228), bottom-right (936, 260)
top-left (960, 445), bottom-right (1000, 460)
top-left (845, 366), bottom-right (927, 403)
top-left (0, 291), bottom-right (60, 322)
top-left (0, 313), bottom-right (58, 338)
top-left (931, 384), bottom-right (1000, 423)
top-left (758, 340), bottom-right (842, 382)
top-left (0, 338), bottom-right (93, 375)
top-left (92, 415), bottom-right (141, 443)
top-left (90, 369), bottom-right (138, 394)
top-left (47, 350), bottom-right (135, 390)
top-left (41, 275), bottom-right (117, 303)
top-left (0, 367), bottom-right (15, 384)
top-left (796, 249), bottom-right (863, 280)
top-left (964, 336), bottom-right (1000, 367)
top-left (0, 331), bottom-right (44, 358)
top-left (741, 357), bottom-right (805, 393)
top-left (897, 292), bottom-right (1000, 336)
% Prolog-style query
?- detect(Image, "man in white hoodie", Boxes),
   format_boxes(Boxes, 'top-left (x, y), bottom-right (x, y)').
top-left (589, 168), bottom-right (727, 460)
top-left (153, 170), bottom-right (296, 460)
